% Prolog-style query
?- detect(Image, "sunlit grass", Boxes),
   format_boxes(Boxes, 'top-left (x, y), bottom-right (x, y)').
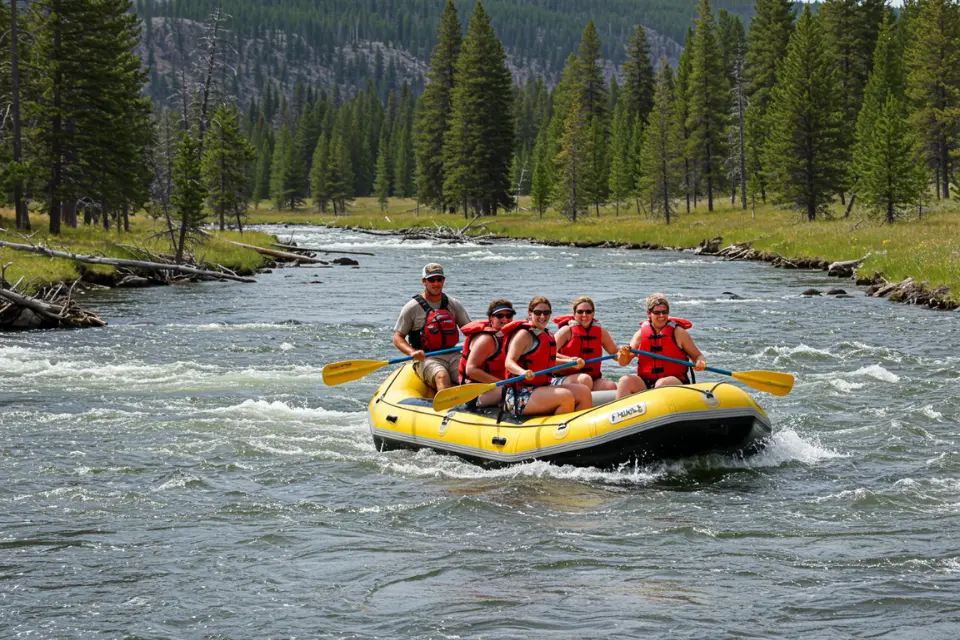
top-left (0, 211), bottom-right (273, 292)
top-left (247, 195), bottom-right (960, 301)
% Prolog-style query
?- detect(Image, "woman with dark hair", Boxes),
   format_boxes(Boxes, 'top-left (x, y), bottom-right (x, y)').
top-left (501, 296), bottom-right (592, 416)
top-left (457, 299), bottom-right (516, 408)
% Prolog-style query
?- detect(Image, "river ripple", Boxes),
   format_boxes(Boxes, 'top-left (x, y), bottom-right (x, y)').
top-left (1, 225), bottom-right (958, 638)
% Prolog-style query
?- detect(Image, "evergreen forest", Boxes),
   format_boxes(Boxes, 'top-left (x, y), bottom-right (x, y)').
top-left (3, 0), bottom-right (958, 244)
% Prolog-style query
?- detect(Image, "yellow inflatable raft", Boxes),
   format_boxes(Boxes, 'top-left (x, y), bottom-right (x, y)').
top-left (368, 364), bottom-right (772, 467)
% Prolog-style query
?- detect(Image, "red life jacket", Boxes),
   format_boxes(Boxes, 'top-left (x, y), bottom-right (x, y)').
top-left (553, 315), bottom-right (604, 380)
top-left (502, 320), bottom-right (556, 387)
top-left (408, 293), bottom-right (459, 351)
top-left (457, 320), bottom-right (507, 384)
top-left (637, 317), bottom-right (693, 383)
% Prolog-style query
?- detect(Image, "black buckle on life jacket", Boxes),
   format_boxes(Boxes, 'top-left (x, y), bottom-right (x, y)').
top-left (649, 345), bottom-right (663, 353)
top-left (582, 348), bottom-right (596, 354)
top-left (651, 366), bottom-right (664, 374)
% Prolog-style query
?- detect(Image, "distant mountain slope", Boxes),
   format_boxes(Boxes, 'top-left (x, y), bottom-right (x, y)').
top-left (135, 0), bottom-right (756, 107)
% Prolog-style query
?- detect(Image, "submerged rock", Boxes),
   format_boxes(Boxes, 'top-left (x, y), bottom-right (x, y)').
top-left (801, 289), bottom-right (822, 296)
top-left (722, 291), bottom-right (745, 300)
top-left (826, 288), bottom-right (847, 295)
top-left (332, 257), bottom-right (360, 266)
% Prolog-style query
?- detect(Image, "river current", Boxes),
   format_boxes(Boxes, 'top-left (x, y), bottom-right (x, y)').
top-left (2, 225), bottom-right (959, 638)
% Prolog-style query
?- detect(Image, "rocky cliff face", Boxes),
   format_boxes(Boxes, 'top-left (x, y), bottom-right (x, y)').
top-left (138, 17), bottom-right (682, 107)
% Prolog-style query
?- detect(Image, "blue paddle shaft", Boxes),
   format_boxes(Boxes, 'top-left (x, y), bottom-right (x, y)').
top-left (388, 345), bottom-right (462, 365)
top-left (630, 348), bottom-right (732, 376)
top-left (496, 354), bottom-right (617, 388)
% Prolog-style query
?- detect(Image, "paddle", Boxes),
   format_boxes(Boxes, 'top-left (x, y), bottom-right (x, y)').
top-left (432, 354), bottom-right (618, 412)
top-left (629, 348), bottom-right (794, 396)
top-left (322, 345), bottom-right (462, 386)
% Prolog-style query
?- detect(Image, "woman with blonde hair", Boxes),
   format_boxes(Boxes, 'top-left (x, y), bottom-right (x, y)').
top-left (617, 293), bottom-right (705, 397)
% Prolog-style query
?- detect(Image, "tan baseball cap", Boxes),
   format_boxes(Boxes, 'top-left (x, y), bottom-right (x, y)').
top-left (421, 263), bottom-right (445, 279)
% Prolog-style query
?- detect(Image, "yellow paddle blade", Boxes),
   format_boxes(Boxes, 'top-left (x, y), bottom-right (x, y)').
top-left (731, 370), bottom-right (795, 396)
top-left (433, 382), bottom-right (497, 412)
top-left (321, 359), bottom-right (388, 386)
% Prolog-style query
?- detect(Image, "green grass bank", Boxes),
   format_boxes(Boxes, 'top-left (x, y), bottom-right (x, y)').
top-left (249, 196), bottom-right (960, 305)
top-left (0, 211), bottom-right (273, 294)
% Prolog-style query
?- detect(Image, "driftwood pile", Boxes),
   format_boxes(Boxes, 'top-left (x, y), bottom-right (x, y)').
top-left (344, 216), bottom-right (506, 244)
top-left (0, 274), bottom-right (106, 329)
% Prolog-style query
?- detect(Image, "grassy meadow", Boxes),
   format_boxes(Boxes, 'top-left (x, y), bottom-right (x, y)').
top-left (249, 196), bottom-right (960, 301)
top-left (0, 211), bottom-right (273, 293)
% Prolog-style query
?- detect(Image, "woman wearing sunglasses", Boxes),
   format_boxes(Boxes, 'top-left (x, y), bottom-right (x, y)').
top-left (616, 293), bottom-right (705, 395)
top-left (501, 296), bottom-right (592, 416)
top-left (457, 299), bottom-right (517, 408)
top-left (551, 296), bottom-right (620, 393)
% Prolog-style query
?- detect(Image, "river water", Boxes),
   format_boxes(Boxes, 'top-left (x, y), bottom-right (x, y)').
top-left (2, 225), bottom-right (958, 638)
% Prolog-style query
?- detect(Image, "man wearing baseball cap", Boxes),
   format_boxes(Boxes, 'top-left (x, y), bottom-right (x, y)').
top-left (393, 263), bottom-right (471, 391)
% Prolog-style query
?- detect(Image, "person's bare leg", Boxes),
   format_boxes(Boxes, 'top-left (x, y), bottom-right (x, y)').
top-left (592, 378), bottom-right (617, 391)
top-left (522, 387), bottom-right (575, 415)
top-left (616, 375), bottom-right (647, 400)
top-left (654, 376), bottom-right (683, 389)
top-left (567, 382), bottom-right (593, 410)
top-left (433, 369), bottom-right (453, 391)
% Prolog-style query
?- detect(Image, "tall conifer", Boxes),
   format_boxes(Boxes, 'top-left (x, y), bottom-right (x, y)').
top-left (764, 6), bottom-right (846, 221)
top-left (621, 25), bottom-right (656, 125)
top-left (608, 102), bottom-right (634, 216)
top-left (415, 0), bottom-right (461, 209)
top-left (686, 0), bottom-right (729, 211)
top-left (556, 100), bottom-right (592, 222)
top-left (639, 58), bottom-right (682, 224)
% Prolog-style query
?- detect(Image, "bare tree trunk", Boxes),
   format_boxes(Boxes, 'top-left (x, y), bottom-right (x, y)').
top-left (844, 192), bottom-right (856, 218)
top-left (48, 8), bottom-right (63, 236)
top-left (196, 0), bottom-right (224, 150)
top-left (11, 0), bottom-right (30, 231)
top-left (103, 205), bottom-right (110, 231)
top-left (123, 203), bottom-right (130, 232)
top-left (63, 199), bottom-right (77, 228)
top-left (737, 61), bottom-right (747, 211)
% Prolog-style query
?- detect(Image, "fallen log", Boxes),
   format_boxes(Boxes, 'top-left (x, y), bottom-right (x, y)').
top-left (827, 254), bottom-right (870, 278)
top-left (0, 286), bottom-right (106, 329)
top-left (270, 243), bottom-right (374, 256)
top-left (222, 240), bottom-right (331, 265)
top-left (0, 240), bottom-right (256, 283)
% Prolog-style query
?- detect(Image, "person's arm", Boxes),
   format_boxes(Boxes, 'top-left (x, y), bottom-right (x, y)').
top-left (393, 303), bottom-right (424, 360)
top-left (600, 327), bottom-right (619, 355)
top-left (392, 331), bottom-right (424, 360)
top-left (452, 299), bottom-right (471, 327)
top-left (464, 334), bottom-right (500, 384)
top-left (675, 327), bottom-right (706, 371)
top-left (504, 331), bottom-right (535, 379)
top-left (618, 329), bottom-right (643, 366)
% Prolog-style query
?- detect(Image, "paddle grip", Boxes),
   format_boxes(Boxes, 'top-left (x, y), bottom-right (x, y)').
top-left (496, 354), bottom-right (617, 388)
top-left (388, 345), bottom-right (462, 365)
top-left (629, 348), bottom-right (732, 376)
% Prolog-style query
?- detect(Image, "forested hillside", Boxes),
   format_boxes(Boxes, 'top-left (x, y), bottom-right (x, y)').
top-left (135, 0), bottom-right (756, 106)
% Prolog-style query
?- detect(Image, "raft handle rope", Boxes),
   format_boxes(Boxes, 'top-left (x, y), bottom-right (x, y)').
top-left (669, 381), bottom-right (728, 401)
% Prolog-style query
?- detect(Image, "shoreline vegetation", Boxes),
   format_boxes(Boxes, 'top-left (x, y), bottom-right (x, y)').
top-left (247, 196), bottom-right (960, 311)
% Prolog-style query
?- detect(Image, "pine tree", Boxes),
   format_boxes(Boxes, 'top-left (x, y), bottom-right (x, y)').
top-left (905, 0), bottom-right (960, 198)
top-left (764, 6), bottom-right (846, 221)
top-left (270, 124), bottom-right (293, 210)
top-left (686, 0), bottom-right (729, 211)
top-left (621, 25), bottom-right (656, 125)
top-left (744, 0), bottom-right (796, 203)
top-left (392, 118), bottom-right (414, 197)
top-left (607, 101), bottom-right (634, 216)
top-left (556, 100), bottom-right (592, 222)
top-left (171, 130), bottom-right (205, 262)
top-left (252, 129), bottom-right (273, 208)
top-left (328, 116), bottom-right (354, 214)
top-left (415, 0), bottom-right (461, 209)
top-left (675, 28), bottom-right (695, 212)
top-left (374, 122), bottom-right (391, 209)
top-left (853, 12), bottom-right (905, 205)
top-left (639, 58), bottom-right (682, 224)
top-left (202, 104), bottom-right (255, 231)
top-left (585, 116), bottom-right (608, 216)
top-left (530, 124), bottom-right (552, 218)
top-left (859, 95), bottom-right (926, 223)
top-left (442, 1), bottom-right (514, 216)
top-left (577, 20), bottom-right (607, 123)
top-left (309, 132), bottom-right (330, 212)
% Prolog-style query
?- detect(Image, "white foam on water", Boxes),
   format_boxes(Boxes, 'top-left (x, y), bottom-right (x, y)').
top-left (944, 558), bottom-right (960, 573)
top-left (921, 405), bottom-right (943, 420)
top-left (279, 342), bottom-right (295, 351)
top-left (740, 428), bottom-right (848, 467)
top-left (672, 298), bottom-right (770, 306)
top-left (763, 344), bottom-right (836, 359)
top-left (203, 399), bottom-right (364, 422)
top-left (830, 379), bottom-right (866, 393)
top-left (849, 364), bottom-right (901, 383)
top-left (810, 487), bottom-right (871, 504)
top-left (171, 321), bottom-right (302, 332)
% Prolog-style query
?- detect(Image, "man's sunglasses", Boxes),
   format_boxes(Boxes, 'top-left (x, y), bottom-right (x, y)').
top-left (531, 309), bottom-right (552, 317)
top-left (425, 276), bottom-right (445, 283)
top-left (493, 312), bottom-right (515, 320)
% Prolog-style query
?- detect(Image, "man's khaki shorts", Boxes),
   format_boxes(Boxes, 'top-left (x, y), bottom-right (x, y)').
top-left (414, 357), bottom-right (460, 389)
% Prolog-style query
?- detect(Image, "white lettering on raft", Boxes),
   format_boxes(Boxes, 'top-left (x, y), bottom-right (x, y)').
top-left (608, 402), bottom-right (647, 425)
